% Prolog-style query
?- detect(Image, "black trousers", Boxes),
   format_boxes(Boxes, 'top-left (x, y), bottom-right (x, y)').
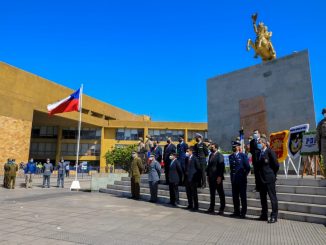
top-left (185, 179), bottom-right (198, 208)
top-left (252, 162), bottom-right (261, 191)
top-left (198, 158), bottom-right (207, 188)
top-left (231, 181), bottom-right (247, 215)
top-left (259, 182), bottom-right (278, 219)
top-left (149, 181), bottom-right (159, 202)
top-left (131, 177), bottom-right (140, 199)
top-left (164, 159), bottom-right (171, 185)
top-left (208, 178), bottom-right (225, 211)
top-left (169, 183), bottom-right (179, 204)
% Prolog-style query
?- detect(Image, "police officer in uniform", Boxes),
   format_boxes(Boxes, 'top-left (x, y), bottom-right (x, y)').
top-left (317, 108), bottom-right (326, 165)
top-left (130, 151), bottom-right (143, 200)
top-left (229, 141), bottom-right (250, 219)
top-left (194, 133), bottom-right (209, 188)
top-left (257, 137), bottom-right (279, 223)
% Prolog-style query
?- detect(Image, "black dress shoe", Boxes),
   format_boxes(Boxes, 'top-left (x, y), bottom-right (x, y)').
top-left (239, 214), bottom-right (246, 219)
top-left (268, 217), bottom-right (277, 223)
top-left (257, 215), bottom-right (268, 221)
top-left (192, 207), bottom-right (199, 212)
top-left (217, 211), bottom-right (224, 215)
top-left (230, 213), bottom-right (240, 218)
top-left (186, 205), bottom-right (193, 210)
top-left (205, 208), bottom-right (214, 214)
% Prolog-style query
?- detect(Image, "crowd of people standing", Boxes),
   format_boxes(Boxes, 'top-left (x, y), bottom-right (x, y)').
top-left (130, 131), bottom-right (279, 224)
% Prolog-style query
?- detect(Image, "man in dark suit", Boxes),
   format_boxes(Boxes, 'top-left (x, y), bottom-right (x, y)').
top-left (168, 153), bottom-right (183, 206)
top-left (152, 141), bottom-right (163, 163)
top-left (229, 141), bottom-right (250, 219)
top-left (250, 129), bottom-right (261, 192)
top-left (193, 134), bottom-right (209, 188)
top-left (177, 136), bottom-right (189, 172)
top-left (184, 147), bottom-right (201, 211)
top-left (257, 137), bottom-right (279, 223)
top-left (206, 143), bottom-right (225, 215)
top-left (163, 137), bottom-right (176, 185)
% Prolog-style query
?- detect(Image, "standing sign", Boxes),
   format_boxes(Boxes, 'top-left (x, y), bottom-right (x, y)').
top-left (288, 124), bottom-right (309, 159)
top-left (269, 130), bottom-right (289, 162)
top-left (300, 132), bottom-right (319, 155)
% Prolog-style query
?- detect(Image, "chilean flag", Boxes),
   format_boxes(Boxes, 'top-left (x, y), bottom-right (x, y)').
top-left (47, 88), bottom-right (81, 115)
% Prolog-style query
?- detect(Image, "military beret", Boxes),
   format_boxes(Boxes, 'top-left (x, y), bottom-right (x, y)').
top-left (322, 108), bottom-right (326, 114)
top-left (195, 133), bottom-right (203, 138)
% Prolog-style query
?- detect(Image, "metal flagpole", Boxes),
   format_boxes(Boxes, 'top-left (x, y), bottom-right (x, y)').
top-left (71, 84), bottom-right (83, 190)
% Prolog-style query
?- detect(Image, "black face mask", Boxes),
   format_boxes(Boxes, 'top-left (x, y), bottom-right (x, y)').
top-left (232, 147), bottom-right (237, 152)
top-left (195, 138), bottom-right (200, 143)
top-left (210, 148), bottom-right (216, 153)
top-left (153, 144), bottom-right (157, 147)
top-left (178, 139), bottom-right (182, 143)
top-left (167, 140), bottom-right (171, 144)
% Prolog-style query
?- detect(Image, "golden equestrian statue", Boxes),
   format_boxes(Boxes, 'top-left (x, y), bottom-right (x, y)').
top-left (246, 13), bottom-right (276, 62)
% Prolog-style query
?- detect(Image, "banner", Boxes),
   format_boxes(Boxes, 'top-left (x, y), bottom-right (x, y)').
top-left (288, 124), bottom-right (310, 159)
top-left (300, 132), bottom-right (319, 155)
top-left (270, 130), bottom-right (289, 162)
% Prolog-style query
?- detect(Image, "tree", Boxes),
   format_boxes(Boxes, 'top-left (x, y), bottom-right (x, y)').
top-left (104, 145), bottom-right (137, 173)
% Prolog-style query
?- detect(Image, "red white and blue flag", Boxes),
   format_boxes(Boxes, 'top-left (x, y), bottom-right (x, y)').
top-left (47, 88), bottom-right (81, 115)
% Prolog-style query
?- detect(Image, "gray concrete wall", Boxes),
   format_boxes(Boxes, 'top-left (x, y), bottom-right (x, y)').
top-left (207, 50), bottom-right (316, 150)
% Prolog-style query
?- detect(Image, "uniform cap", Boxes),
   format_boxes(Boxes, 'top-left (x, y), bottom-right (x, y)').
top-left (232, 141), bottom-right (241, 147)
top-left (195, 133), bottom-right (203, 138)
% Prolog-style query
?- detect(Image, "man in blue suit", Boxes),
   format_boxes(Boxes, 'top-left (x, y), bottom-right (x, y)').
top-left (229, 141), bottom-right (250, 219)
top-left (177, 136), bottom-right (188, 172)
top-left (168, 153), bottom-right (183, 206)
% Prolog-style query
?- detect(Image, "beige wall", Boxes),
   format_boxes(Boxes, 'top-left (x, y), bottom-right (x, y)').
top-left (0, 115), bottom-right (32, 173)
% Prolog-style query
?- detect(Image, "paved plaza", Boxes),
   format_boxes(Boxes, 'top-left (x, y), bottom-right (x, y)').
top-left (0, 178), bottom-right (325, 245)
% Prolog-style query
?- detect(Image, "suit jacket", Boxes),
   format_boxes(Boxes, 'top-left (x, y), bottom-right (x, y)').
top-left (206, 152), bottom-right (225, 180)
top-left (163, 143), bottom-right (176, 163)
top-left (257, 148), bottom-right (279, 184)
top-left (168, 159), bottom-right (183, 184)
top-left (229, 152), bottom-right (250, 184)
top-left (250, 138), bottom-right (261, 166)
top-left (184, 155), bottom-right (200, 183)
top-left (152, 146), bottom-right (163, 162)
top-left (177, 142), bottom-right (189, 161)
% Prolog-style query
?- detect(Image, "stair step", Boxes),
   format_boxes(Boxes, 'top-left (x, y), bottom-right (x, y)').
top-left (99, 188), bottom-right (326, 225)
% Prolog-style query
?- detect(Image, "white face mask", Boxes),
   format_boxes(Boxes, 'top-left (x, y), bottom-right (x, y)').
top-left (185, 152), bottom-right (190, 157)
top-left (149, 157), bottom-right (154, 161)
top-left (253, 133), bottom-right (259, 139)
top-left (169, 156), bottom-right (174, 160)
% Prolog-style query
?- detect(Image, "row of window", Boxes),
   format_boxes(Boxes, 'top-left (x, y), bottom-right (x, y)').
top-left (115, 129), bottom-right (208, 142)
top-left (30, 142), bottom-right (57, 157)
top-left (31, 126), bottom-right (58, 138)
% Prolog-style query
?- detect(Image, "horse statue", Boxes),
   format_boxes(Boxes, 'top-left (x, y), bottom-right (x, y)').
top-left (247, 13), bottom-right (276, 62)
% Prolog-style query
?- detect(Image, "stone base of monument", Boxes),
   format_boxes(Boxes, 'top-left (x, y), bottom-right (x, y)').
top-left (100, 174), bottom-right (326, 224)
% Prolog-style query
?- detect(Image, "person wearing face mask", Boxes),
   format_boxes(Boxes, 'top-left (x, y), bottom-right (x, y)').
top-left (147, 153), bottom-right (161, 203)
top-left (184, 147), bottom-right (200, 211)
top-left (250, 129), bottom-right (261, 192)
top-left (43, 158), bottom-right (53, 188)
top-left (256, 137), bottom-right (279, 223)
top-left (130, 151), bottom-right (143, 200)
top-left (177, 136), bottom-right (188, 173)
top-left (25, 158), bottom-right (36, 188)
top-left (193, 133), bottom-right (209, 188)
top-left (206, 143), bottom-right (225, 215)
top-left (229, 141), bottom-right (250, 219)
top-left (317, 108), bottom-right (326, 166)
top-left (152, 141), bottom-right (162, 163)
top-left (168, 153), bottom-right (183, 206)
top-left (163, 137), bottom-right (176, 185)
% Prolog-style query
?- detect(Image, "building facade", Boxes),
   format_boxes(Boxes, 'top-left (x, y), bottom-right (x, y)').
top-left (0, 62), bottom-right (207, 173)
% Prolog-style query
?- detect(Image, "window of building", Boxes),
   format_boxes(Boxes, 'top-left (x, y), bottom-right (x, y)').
top-left (30, 142), bottom-right (57, 157)
top-left (62, 128), bottom-right (101, 139)
top-left (31, 126), bottom-right (58, 138)
top-left (187, 130), bottom-right (208, 142)
top-left (115, 128), bottom-right (144, 141)
top-left (148, 129), bottom-right (185, 142)
top-left (61, 143), bottom-right (100, 156)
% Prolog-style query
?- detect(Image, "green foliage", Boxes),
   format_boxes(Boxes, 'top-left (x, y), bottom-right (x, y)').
top-left (104, 145), bottom-right (137, 173)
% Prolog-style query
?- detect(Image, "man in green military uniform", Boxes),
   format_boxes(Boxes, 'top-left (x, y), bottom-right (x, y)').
top-left (317, 108), bottom-right (326, 165)
top-left (130, 151), bottom-right (143, 200)
top-left (7, 159), bottom-right (18, 189)
top-left (3, 159), bottom-right (11, 188)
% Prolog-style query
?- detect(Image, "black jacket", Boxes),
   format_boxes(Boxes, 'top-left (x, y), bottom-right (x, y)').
top-left (194, 142), bottom-right (209, 160)
top-left (184, 155), bottom-right (201, 183)
top-left (168, 159), bottom-right (183, 184)
top-left (257, 148), bottom-right (279, 184)
top-left (206, 152), bottom-right (225, 180)
top-left (163, 143), bottom-right (176, 163)
top-left (250, 138), bottom-right (261, 166)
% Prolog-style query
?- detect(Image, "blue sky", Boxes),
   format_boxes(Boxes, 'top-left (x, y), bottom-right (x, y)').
top-left (0, 0), bottom-right (325, 123)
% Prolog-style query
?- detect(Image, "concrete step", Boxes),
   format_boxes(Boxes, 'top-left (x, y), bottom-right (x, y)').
top-left (121, 175), bottom-right (326, 187)
top-left (113, 180), bottom-right (326, 205)
top-left (107, 183), bottom-right (326, 216)
top-left (99, 188), bottom-right (326, 225)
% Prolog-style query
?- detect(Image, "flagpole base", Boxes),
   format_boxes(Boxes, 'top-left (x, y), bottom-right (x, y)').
top-left (70, 180), bottom-right (81, 191)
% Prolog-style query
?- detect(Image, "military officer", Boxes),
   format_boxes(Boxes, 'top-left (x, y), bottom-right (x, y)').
top-left (257, 137), bottom-right (279, 223)
top-left (8, 159), bottom-right (18, 189)
top-left (229, 141), bottom-right (250, 219)
top-left (193, 133), bottom-right (209, 188)
top-left (3, 159), bottom-right (11, 188)
top-left (317, 108), bottom-right (326, 165)
top-left (130, 151), bottom-right (143, 200)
